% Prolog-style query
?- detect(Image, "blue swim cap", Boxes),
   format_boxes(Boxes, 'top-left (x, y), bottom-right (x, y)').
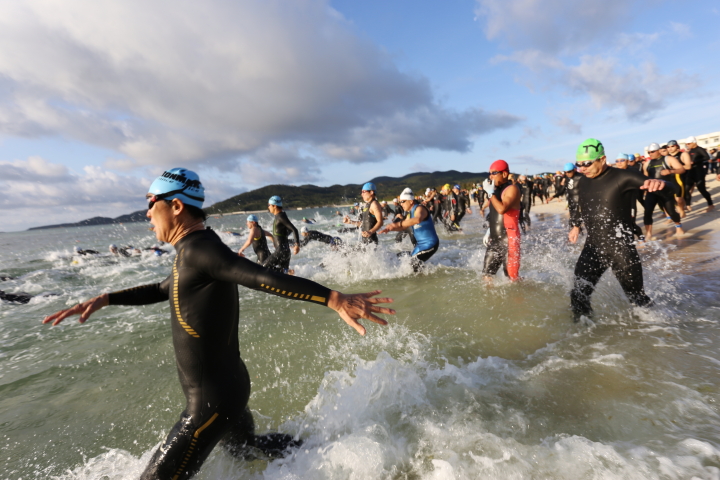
top-left (148, 168), bottom-right (204, 208)
top-left (563, 162), bottom-right (575, 172)
top-left (627, 154), bottom-right (635, 161)
top-left (453, 184), bottom-right (461, 190)
top-left (616, 153), bottom-right (628, 161)
top-left (268, 195), bottom-right (283, 206)
top-left (362, 182), bottom-right (377, 192)
top-left (247, 214), bottom-right (259, 223)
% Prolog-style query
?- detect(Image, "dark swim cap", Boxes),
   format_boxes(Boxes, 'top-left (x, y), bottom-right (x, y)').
top-left (148, 168), bottom-right (205, 208)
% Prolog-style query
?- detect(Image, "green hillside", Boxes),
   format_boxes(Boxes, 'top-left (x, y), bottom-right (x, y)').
top-left (205, 170), bottom-right (488, 213)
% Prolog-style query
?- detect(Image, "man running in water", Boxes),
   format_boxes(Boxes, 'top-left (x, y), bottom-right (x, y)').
top-left (569, 139), bottom-right (676, 321)
top-left (481, 160), bottom-right (521, 281)
top-left (685, 136), bottom-right (714, 212)
top-left (237, 214), bottom-right (272, 263)
top-left (42, 168), bottom-right (395, 480)
top-left (642, 143), bottom-right (685, 238)
top-left (517, 175), bottom-right (532, 232)
top-left (263, 196), bottom-right (300, 274)
top-left (379, 188), bottom-right (440, 271)
top-left (296, 226), bottom-right (343, 249)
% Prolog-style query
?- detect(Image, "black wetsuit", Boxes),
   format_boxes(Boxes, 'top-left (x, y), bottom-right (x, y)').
top-left (0, 276), bottom-right (17, 281)
top-left (108, 228), bottom-right (331, 480)
top-left (382, 204), bottom-right (393, 217)
top-left (570, 167), bottom-right (677, 319)
top-left (687, 146), bottom-right (713, 207)
top-left (456, 192), bottom-right (470, 224)
top-left (0, 290), bottom-right (32, 304)
top-left (299, 230), bottom-right (342, 247)
top-left (262, 211), bottom-right (299, 272)
top-left (482, 182), bottom-right (521, 279)
top-left (643, 157), bottom-right (681, 226)
top-left (518, 181), bottom-right (532, 231)
top-left (565, 172), bottom-right (584, 229)
top-left (76, 249), bottom-right (100, 255)
top-left (551, 174), bottom-right (566, 199)
top-left (443, 191), bottom-right (462, 231)
top-left (250, 228), bottom-right (271, 264)
top-left (359, 200), bottom-right (380, 244)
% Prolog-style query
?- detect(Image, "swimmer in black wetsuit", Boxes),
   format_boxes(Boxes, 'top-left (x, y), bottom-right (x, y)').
top-left (342, 182), bottom-right (384, 245)
top-left (263, 196), bottom-right (300, 274)
top-left (613, 157), bottom-right (645, 241)
top-left (517, 175), bottom-right (532, 232)
top-left (569, 139), bottom-right (678, 322)
top-left (74, 246), bottom-right (100, 255)
top-left (237, 214), bottom-right (272, 264)
top-left (685, 137), bottom-right (714, 213)
top-left (0, 290), bottom-right (33, 304)
top-left (296, 226), bottom-right (343, 248)
top-left (642, 143), bottom-right (685, 238)
top-left (42, 168), bottom-right (395, 480)
top-left (561, 162), bottom-right (584, 233)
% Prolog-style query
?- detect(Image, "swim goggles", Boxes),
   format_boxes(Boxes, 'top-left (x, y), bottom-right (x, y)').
top-left (147, 187), bottom-right (204, 210)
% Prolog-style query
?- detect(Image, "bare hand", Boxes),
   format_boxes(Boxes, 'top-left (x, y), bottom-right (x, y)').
top-left (327, 290), bottom-right (395, 336)
top-left (293, 245), bottom-right (300, 255)
top-left (238, 251), bottom-right (246, 257)
top-left (568, 226), bottom-right (580, 244)
top-left (361, 230), bottom-right (373, 238)
top-left (342, 216), bottom-right (350, 224)
top-left (640, 179), bottom-right (666, 192)
top-left (42, 294), bottom-right (109, 326)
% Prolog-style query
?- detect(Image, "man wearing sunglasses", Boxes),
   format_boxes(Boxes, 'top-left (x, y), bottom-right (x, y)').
top-left (569, 139), bottom-right (677, 322)
top-left (481, 160), bottom-right (522, 281)
top-left (42, 168), bottom-right (395, 480)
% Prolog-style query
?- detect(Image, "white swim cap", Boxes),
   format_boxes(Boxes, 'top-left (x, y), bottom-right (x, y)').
top-left (399, 188), bottom-right (414, 201)
top-left (300, 226), bottom-right (309, 234)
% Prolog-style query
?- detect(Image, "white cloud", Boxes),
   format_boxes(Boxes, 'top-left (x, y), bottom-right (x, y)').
top-left (670, 22), bottom-right (691, 38)
top-left (477, 0), bottom-right (698, 121)
top-left (476, 0), bottom-right (633, 54)
top-left (0, 0), bottom-right (521, 173)
top-left (552, 116), bottom-right (583, 135)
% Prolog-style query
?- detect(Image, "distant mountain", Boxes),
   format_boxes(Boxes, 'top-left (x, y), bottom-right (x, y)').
top-left (28, 170), bottom-right (488, 230)
top-left (205, 170), bottom-right (488, 214)
top-left (28, 211), bottom-right (148, 231)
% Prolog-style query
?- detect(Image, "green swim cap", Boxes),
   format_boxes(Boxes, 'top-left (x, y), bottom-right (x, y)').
top-left (576, 138), bottom-right (605, 162)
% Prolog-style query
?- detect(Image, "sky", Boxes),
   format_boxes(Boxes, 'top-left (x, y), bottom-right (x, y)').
top-left (1, 0), bottom-right (718, 231)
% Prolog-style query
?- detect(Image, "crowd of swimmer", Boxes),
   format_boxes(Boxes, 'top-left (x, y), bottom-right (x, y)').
top-left (3, 135), bottom-right (716, 480)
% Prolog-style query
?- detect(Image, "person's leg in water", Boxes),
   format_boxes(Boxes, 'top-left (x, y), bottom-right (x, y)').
top-left (570, 243), bottom-right (609, 321)
top-left (609, 244), bottom-right (653, 309)
top-left (482, 240), bottom-right (508, 281)
top-left (398, 244), bottom-right (439, 272)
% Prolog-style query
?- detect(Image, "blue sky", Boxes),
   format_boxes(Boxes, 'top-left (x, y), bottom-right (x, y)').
top-left (1, 0), bottom-right (718, 231)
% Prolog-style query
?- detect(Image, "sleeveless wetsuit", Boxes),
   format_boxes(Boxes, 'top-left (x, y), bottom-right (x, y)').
top-left (358, 201), bottom-right (380, 244)
top-left (250, 228), bottom-right (271, 264)
top-left (263, 211), bottom-right (299, 272)
top-left (409, 204), bottom-right (439, 261)
top-left (482, 182), bottom-right (521, 280)
top-left (643, 157), bottom-right (681, 226)
top-left (108, 228), bottom-right (331, 480)
top-left (570, 168), bottom-right (677, 319)
top-left (667, 152), bottom-right (686, 199)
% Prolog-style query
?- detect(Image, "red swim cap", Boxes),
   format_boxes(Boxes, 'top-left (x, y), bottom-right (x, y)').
top-left (489, 160), bottom-right (509, 172)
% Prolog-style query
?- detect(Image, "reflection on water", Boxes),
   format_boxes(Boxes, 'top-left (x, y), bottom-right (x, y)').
top-left (1, 207), bottom-right (720, 479)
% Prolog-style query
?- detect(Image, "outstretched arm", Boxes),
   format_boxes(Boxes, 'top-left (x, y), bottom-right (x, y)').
top-left (42, 277), bottom-right (171, 326)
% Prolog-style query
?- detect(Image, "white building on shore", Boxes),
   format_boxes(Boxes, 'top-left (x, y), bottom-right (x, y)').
top-left (680, 131), bottom-right (720, 150)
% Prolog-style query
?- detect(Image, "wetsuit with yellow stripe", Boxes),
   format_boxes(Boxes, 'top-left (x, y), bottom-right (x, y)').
top-left (108, 228), bottom-right (330, 480)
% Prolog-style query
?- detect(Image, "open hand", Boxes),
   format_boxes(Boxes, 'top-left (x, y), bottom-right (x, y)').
top-left (42, 294), bottom-right (109, 326)
top-left (327, 290), bottom-right (395, 336)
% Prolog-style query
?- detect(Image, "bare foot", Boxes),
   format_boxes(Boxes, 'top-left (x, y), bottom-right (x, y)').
top-left (674, 227), bottom-right (685, 236)
top-left (706, 205), bottom-right (715, 213)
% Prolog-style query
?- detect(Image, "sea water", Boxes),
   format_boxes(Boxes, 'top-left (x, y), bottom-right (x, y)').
top-left (1, 207), bottom-right (720, 479)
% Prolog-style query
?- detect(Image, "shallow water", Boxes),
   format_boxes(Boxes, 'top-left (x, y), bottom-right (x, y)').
top-left (2, 207), bottom-right (720, 479)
